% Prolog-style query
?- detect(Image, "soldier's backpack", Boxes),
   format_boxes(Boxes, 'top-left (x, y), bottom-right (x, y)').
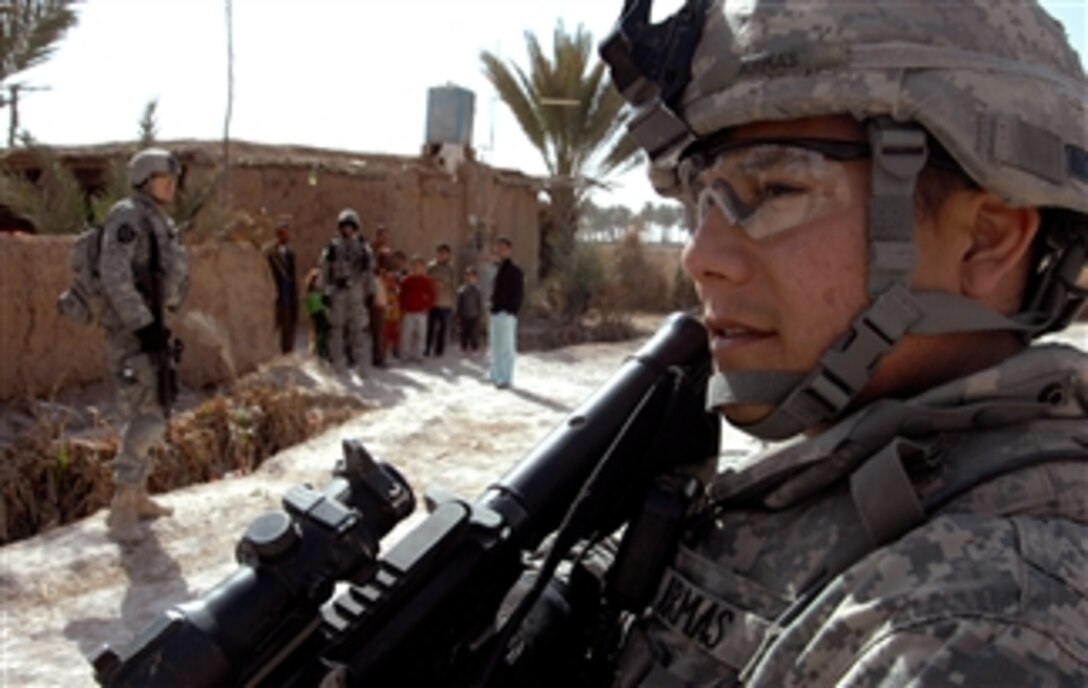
top-left (57, 224), bottom-right (108, 326)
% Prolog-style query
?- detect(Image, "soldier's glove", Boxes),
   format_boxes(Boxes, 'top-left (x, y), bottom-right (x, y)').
top-left (135, 324), bottom-right (169, 355)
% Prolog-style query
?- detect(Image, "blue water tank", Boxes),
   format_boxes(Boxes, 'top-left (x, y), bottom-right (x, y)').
top-left (425, 85), bottom-right (475, 147)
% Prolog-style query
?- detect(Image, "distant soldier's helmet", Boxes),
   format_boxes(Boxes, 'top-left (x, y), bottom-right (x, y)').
top-left (602, 0), bottom-right (1088, 439)
top-left (128, 148), bottom-right (181, 188)
top-left (337, 208), bottom-right (361, 229)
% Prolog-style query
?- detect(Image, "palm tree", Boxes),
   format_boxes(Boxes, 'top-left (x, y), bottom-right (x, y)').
top-left (481, 21), bottom-right (639, 277)
top-left (0, 0), bottom-right (79, 83)
top-left (0, 0), bottom-right (80, 145)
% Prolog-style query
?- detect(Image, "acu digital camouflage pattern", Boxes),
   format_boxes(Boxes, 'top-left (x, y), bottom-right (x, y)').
top-left (613, 345), bottom-right (1088, 686)
top-left (320, 230), bottom-right (371, 374)
top-left (650, 0), bottom-right (1088, 218)
top-left (98, 191), bottom-right (189, 487)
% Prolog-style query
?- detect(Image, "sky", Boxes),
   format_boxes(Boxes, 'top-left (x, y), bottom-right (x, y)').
top-left (12, 0), bottom-right (1088, 212)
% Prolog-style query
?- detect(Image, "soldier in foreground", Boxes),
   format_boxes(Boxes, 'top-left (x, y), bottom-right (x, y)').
top-left (597, 0), bottom-right (1088, 684)
top-left (99, 148), bottom-right (188, 542)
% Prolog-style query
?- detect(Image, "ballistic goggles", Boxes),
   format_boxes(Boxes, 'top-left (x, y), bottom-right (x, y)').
top-left (679, 138), bottom-right (869, 240)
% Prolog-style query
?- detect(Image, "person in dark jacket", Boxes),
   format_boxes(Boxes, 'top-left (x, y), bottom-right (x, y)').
top-left (265, 220), bottom-right (299, 354)
top-left (487, 237), bottom-right (523, 388)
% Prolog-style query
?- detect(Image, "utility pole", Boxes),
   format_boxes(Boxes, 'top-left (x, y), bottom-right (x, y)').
top-left (223, 0), bottom-right (235, 208)
top-left (7, 84), bottom-right (19, 146)
top-left (1, 84), bottom-right (49, 146)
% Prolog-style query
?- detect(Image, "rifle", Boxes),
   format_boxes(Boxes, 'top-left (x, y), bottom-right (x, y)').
top-left (143, 215), bottom-right (183, 416)
top-left (91, 312), bottom-right (720, 686)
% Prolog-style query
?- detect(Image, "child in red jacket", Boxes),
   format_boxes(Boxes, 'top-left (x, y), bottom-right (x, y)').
top-left (398, 256), bottom-right (435, 362)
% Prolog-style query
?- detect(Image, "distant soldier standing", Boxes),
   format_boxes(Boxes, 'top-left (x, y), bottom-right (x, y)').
top-left (320, 208), bottom-right (371, 375)
top-left (99, 148), bottom-right (188, 542)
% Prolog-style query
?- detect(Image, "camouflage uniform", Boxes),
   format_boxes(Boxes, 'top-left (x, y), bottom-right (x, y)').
top-left (614, 345), bottom-right (1088, 685)
top-left (99, 190), bottom-right (188, 489)
top-left (597, 0), bottom-right (1088, 684)
top-left (320, 219), bottom-right (371, 374)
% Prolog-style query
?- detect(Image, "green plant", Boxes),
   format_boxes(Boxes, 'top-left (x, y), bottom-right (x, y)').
top-left (0, 0), bottom-right (80, 84)
top-left (87, 159), bottom-right (128, 225)
top-left (547, 239), bottom-right (605, 320)
top-left (0, 133), bottom-right (85, 233)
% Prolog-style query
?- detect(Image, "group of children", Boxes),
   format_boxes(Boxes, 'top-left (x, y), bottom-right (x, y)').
top-left (302, 249), bottom-right (484, 367)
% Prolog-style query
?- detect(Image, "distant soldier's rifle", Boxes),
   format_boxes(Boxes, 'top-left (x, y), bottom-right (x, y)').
top-left (143, 218), bottom-right (182, 416)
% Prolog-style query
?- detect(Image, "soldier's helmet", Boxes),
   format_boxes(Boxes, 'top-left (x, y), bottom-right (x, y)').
top-left (602, 0), bottom-right (1088, 439)
top-left (337, 208), bottom-right (361, 229)
top-left (128, 148), bottom-right (181, 188)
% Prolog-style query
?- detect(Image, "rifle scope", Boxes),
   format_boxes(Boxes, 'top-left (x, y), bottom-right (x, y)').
top-left (91, 439), bottom-right (414, 687)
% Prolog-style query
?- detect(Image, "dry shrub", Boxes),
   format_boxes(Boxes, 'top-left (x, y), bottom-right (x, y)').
top-left (0, 367), bottom-right (365, 545)
top-left (517, 241), bottom-right (640, 350)
top-left (0, 408), bottom-right (115, 545)
top-left (150, 376), bottom-right (364, 489)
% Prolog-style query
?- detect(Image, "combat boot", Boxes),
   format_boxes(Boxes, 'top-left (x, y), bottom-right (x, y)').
top-left (135, 489), bottom-right (174, 520)
top-left (106, 486), bottom-right (143, 542)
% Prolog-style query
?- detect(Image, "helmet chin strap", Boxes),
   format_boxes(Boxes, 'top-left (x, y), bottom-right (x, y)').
top-left (706, 119), bottom-right (1043, 441)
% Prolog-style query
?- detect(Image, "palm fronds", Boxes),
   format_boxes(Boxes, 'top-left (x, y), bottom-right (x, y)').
top-left (0, 0), bottom-right (80, 83)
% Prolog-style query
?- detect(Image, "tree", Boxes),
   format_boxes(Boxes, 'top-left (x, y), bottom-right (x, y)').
top-left (481, 21), bottom-right (639, 277)
top-left (579, 199), bottom-right (686, 244)
top-left (0, 0), bottom-right (78, 83)
top-left (0, 0), bottom-right (80, 144)
top-left (614, 229), bottom-right (667, 311)
top-left (138, 99), bottom-right (159, 147)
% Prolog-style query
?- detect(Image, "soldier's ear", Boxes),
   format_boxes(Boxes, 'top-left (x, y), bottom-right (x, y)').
top-left (958, 190), bottom-right (1039, 306)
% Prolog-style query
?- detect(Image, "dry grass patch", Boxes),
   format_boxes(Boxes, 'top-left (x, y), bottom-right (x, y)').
top-left (0, 361), bottom-right (364, 545)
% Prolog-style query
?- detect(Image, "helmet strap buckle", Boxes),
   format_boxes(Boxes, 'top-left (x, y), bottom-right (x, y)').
top-left (866, 118), bottom-right (928, 295)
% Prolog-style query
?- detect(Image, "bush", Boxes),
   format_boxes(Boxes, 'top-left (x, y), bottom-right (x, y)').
top-left (613, 230), bottom-right (670, 312)
top-left (0, 367), bottom-right (365, 545)
top-left (539, 240), bottom-right (606, 322)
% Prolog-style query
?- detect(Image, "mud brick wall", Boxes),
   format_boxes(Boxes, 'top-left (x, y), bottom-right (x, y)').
top-left (0, 234), bottom-right (278, 400)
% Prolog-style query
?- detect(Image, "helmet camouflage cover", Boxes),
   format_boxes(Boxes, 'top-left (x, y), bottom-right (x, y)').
top-left (616, 0), bottom-right (1087, 217)
top-left (338, 208), bottom-right (361, 229)
top-left (602, 0), bottom-right (1088, 439)
top-left (127, 148), bottom-right (181, 188)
